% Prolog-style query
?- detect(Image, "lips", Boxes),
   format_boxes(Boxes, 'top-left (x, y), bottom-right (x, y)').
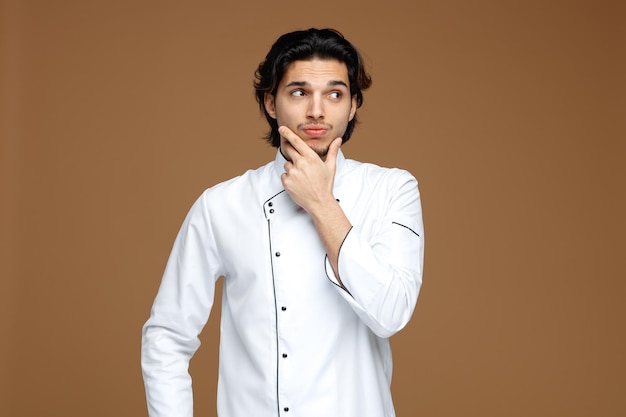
top-left (302, 125), bottom-right (329, 138)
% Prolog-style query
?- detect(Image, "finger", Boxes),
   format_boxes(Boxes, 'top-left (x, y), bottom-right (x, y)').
top-left (280, 138), bottom-right (298, 162)
top-left (324, 137), bottom-right (342, 168)
top-left (279, 126), bottom-right (312, 156)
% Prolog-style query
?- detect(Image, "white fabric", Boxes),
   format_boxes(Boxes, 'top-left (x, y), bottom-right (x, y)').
top-left (141, 150), bottom-right (424, 417)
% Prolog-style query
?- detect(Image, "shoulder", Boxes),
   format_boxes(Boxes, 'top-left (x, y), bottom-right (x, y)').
top-left (342, 157), bottom-right (418, 189)
top-left (199, 160), bottom-right (274, 199)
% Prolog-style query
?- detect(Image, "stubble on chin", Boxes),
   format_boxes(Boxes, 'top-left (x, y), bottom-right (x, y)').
top-left (281, 143), bottom-right (330, 161)
top-left (313, 145), bottom-right (330, 159)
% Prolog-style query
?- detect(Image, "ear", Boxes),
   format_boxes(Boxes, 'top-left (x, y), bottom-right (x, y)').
top-left (264, 93), bottom-right (277, 119)
top-left (348, 94), bottom-right (357, 121)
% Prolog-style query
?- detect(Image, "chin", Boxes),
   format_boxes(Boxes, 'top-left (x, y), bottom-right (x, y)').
top-left (311, 145), bottom-right (330, 159)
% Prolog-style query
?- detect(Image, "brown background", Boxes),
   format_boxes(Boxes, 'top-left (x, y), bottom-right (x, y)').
top-left (1, 0), bottom-right (624, 416)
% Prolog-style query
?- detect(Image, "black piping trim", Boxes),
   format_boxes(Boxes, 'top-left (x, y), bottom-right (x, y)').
top-left (325, 226), bottom-right (353, 296)
top-left (266, 218), bottom-right (281, 415)
top-left (392, 221), bottom-right (420, 237)
top-left (339, 226), bottom-right (353, 248)
top-left (263, 190), bottom-right (287, 218)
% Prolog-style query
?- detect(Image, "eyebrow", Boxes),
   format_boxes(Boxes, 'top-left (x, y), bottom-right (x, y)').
top-left (284, 80), bottom-right (349, 89)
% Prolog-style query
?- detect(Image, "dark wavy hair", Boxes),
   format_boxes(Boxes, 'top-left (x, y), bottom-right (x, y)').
top-left (254, 28), bottom-right (372, 147)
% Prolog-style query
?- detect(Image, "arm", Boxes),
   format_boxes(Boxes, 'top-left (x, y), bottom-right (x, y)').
top-left (324, 172), bottom-right (424, 338)
top-left (141, 192), bottom-right (221, 417)
top-left (280, 127), bottom-right (424, 338)
top-left (278, 127), bottom-right (351, 285)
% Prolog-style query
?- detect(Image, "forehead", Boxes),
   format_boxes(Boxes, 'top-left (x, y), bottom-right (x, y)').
top-left (280, 58), bottom-right (349, 86)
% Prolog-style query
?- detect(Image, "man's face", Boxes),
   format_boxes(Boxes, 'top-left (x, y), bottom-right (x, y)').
top-left (264, 58), bottom-right (357, 160)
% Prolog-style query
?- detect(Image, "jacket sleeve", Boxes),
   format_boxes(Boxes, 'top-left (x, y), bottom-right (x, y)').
top-left (141, 191), bottom-right (222, 417)
top-left (325, 170), bottom-right (424, 338)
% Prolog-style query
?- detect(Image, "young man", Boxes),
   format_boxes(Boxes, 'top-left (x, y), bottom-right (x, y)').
top-left (142, 28), bottom-right (424, 417)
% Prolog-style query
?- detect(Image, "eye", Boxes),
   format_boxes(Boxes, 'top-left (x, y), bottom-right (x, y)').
top-left (329, 91), bottom-right (342, 99)
top-left (291, 89), bottom-right (305, 97)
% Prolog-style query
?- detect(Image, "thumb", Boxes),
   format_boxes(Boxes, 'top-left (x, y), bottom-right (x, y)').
top-left (325, 137), bottom-right (342, 168)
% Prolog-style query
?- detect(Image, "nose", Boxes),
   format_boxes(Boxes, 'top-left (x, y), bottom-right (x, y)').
top-left (306, 94), bottom-right (324, 120)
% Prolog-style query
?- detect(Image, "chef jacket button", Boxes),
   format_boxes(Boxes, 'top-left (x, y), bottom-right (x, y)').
top-left (268, 202), bottom-right (273, 207)
top-left (275, 252), bottom-right (280, 257)
top-left (281, 306), bottom-right (287, 311)
top-left (336, 198), bottom-right (340, 202)
top-left (269, 208), bottom-right (275, 214)
top-left (284, 407), bottom-right (289, 412)
top-left (282, 353), bottom-right (287, 358)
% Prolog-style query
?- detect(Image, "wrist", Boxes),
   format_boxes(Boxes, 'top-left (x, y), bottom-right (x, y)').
top-left (307, 194), bottom-right (341, 217)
